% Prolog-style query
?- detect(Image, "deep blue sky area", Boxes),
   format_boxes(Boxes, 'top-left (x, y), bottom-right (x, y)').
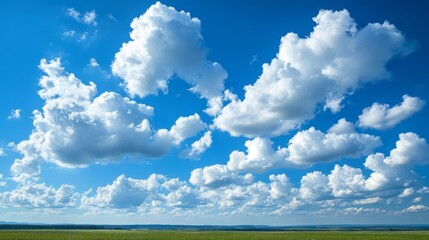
top-left (0, 0), bottom-right (428, 225)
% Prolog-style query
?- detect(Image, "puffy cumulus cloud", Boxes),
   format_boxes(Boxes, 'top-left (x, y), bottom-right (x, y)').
top-left (327, 118), bottom-right (355, 134)
top-left (328, 164), bottom-right (365, 198)
top-left (269, 174), bottom-right (295, 200)
top-left (299, 171), bottom-right (331, 201)
top-left (227, 120), bottom-right (380, 172)
top-left (181, 131), bottom-right (212, 159)
top-left (169, 114), bottom-right (206, 144)
top-left (364, 132), bottom-right (429, 191)
top-left (214, 9), bottom-right (414, 137)
top-left (200, 182), bottom-right (272, 211)
top-left (189, 164), bottom-right (254, 188)
top-left (358, 95), bottom-right (425, 130)
top-left (287, 126), bottom-right (380, 166)
top-left (399, 187), bottom-right (415, 198)
top-left (0, 183), bottom-right (79, 208)
top-left (81, 174), bottom-right (202, 210)
top-left (227, 137), bottom-right (288, 173)
top-left (12, 58), bottom-right (205, 181)
top-left (111, 2), bottom-right (227, 100)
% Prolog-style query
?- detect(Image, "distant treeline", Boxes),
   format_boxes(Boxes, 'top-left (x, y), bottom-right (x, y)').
top-left (0, 224), bottom-right (106, 230)
top-left (1, 224), bottom-right (429, 231)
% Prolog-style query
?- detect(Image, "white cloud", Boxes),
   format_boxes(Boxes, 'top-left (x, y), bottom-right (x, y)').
top-left (353, 197), bottom-right (382, 205)
top-left (8, 109), bottom-right (21, 119)
top-left (269, 174), bottom-right (295, 200)
top-left (299, 171), bottom-right (330, 201)
top-left (169, 114), bottom-right (206, 145)
top-left (418, 187), bottom-right (429, 194)
top-left (89, 58), bottom-right (99, 67)
top-left (181, 131), bottom-right (212, 159)
top-left (327, 118), bottom-right (355, 134)
top-left (227, 120), bottom-right (380, 172)
top-left (358, 95), bottom-right (425, 130)
top-left (328, 164), bottom-right (365, 197)
top-left (364, 132), bottom-right (429, 191)
top-left (189, 164), bottom-right (254, 188)
top-left (0, 148), bottom-right (5, 157)
top-left (0, 182), bottom-right (79, 208)
top-left (12, 58), bottom-right (205, 181)
top-left (400, 205), bottom-right (429, 213)
top-left (67, 8), bottom-right (97, 26)
top-left (214, 9), bottom-right (414, 137)
top-left (83, 11), bottom-right (97, 26)
top-left (399, 187), bottom-right (414, 198)
top-left (82, 174), bottom-right (202, 210)
top-left (287, 126), bottom-right (380, 166)
top-left (62, 30), bottom-right (88, 42)
top-left (0, 174), bottom-right (5, 187)
top-left (111, 2), bottom-right (227, 100)
top-left (66, 8), bottom-right (80, 21)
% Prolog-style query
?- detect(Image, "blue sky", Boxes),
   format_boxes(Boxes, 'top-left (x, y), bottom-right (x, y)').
top-left (0, 0), bottom-right (428, 225)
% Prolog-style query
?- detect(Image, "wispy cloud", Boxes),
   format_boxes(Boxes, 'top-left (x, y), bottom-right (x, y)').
top-left (7, 109), bottom-right (21, 119)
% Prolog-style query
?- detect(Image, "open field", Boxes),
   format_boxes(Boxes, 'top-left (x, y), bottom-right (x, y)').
top-left (0, 230), bottom-right (429, 240)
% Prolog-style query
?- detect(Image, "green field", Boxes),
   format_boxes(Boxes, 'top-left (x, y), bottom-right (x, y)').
top-left (0, 230), bottom-right (429, 240)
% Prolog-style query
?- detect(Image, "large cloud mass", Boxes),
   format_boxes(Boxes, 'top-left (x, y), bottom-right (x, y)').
top-left (214, 9), bottom-right (414, 137)
top-left (111, 2), bottom-right (227, 99)
top-left (11, 58), bottom-right (205, 181)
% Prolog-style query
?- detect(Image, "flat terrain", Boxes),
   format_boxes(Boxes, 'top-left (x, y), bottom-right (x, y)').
top-left (0, 230), bottom-right (429, 240)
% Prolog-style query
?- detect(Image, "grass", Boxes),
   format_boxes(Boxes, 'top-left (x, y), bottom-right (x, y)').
top-left (0, 230), bottom-right (428, 240)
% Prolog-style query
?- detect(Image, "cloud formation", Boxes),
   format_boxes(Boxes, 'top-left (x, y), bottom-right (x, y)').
top-left (11, 58), bottom-right (205, 181)
top-left (181, 131), bottom-right (212, 159)
top-left (8, 109), bottom-right (21, 119)
top-left (364, 132), bottom-right (429, 191)
top-left (112, 2), bottom-right (227, 99)
top-left (227, 119), bottom-right (381, 172)
top-left (358, 95), bottom-right (425, 130)
top-left (0, 182), bottom-right (79, 208)
top-left (189, 164), bottom-right (254, 188)
top-left (214, 9), bottom-right (414, 137)
top-left (66, 8), bottom-right (97, 26)
top-left (82, 174), bottom-right (202, 210)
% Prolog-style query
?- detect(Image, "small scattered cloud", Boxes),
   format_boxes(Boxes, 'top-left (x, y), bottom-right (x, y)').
top-left (400, 205), bottom-right (429, 213)
top-left (8, 109), bottom-right (21, 120)
top-left (107, 13), bottom-right (117, 21)
top-left (181, 131), bottom-right (212, 159)
top-left (62, 30), bottom-right (88, 42)
top-left (89, 58), bottom-right (99, 67)
top-left (66, 8), bottom-right (97, 26)
top-left (358, 95), bottom-right (425, 130)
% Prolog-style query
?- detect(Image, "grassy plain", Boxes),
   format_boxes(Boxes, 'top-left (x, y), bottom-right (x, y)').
top-left (0, 230), bottom-right (428, 240)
